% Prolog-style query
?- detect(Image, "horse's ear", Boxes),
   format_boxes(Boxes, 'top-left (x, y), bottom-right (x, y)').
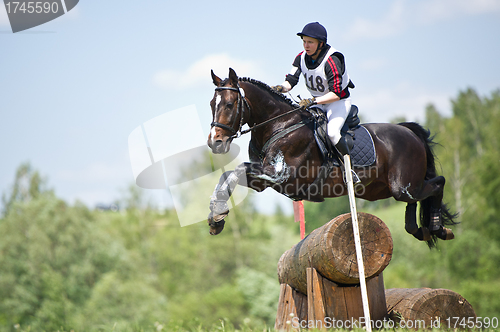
top-left (228, 68), bottom-right (238, 87)
top-left (211, 70), bottom-right (221, 86)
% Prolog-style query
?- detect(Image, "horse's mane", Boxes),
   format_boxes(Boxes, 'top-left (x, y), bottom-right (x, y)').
top-left (238, 77), bottom-right (297, 107)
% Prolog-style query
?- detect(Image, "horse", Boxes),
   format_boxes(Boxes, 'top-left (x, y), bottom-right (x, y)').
top-left (207, 68), bottom-right (456, 248)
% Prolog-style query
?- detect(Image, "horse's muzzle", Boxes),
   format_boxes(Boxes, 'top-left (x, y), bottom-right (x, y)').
top-left (208, 137), bottom-right (232, 154)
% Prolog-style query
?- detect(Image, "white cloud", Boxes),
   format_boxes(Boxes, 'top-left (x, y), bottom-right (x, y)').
top-left (354, 82), bottom-right (451, 123)
top-left (57, 161), bottom-right (131, 183)
top-left (153, 54), bottom-right (263, 90)
top-left (345, 0), bottom-right (407, 40)
top-left (416, 0), bottom-right (500, 24)
top-left (358, 58), bottom-right (388, 71)
top-left (346, 0), bottom-right (500, 41)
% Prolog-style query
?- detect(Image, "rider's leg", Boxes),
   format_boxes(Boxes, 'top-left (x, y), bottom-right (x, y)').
top-left (324, 99), bottom-right (360, 183)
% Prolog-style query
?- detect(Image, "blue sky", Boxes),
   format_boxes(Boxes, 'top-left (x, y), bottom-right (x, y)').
top-left (1, 0), bottom-right (499, 215)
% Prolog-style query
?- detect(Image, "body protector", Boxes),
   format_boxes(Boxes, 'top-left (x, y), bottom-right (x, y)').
top-left (300, 47), bottom-right (350, 98)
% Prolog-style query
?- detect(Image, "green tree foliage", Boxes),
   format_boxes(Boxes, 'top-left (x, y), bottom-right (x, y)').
top-left (423, 88), bottom-right (500, 317)
top-left (359, 88), bottom-right (500, 321)
top-left (1, 162), bottom-right (50, 217)
top-left (303, 196), bottom-right (350, 232)
top-left (0, 181), bottom-right (129, 330)
top-left (2, 87), bottom-right (500, 330)
top-left (0, 160), bottom-right (300, 331)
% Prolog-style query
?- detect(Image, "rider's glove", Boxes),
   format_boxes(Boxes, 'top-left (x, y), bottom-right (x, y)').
top-left (299, 97), bottom-right (317, 108)
top-left (272, 85), bottom-right (284, 93)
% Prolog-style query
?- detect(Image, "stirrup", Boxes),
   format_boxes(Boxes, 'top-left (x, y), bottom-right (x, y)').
top-left (345, 169), bottom-right (361, 184)
top-left (339, 162), bottom-right (361, 184)
top-left (351, 170), bottom-right (361, 184)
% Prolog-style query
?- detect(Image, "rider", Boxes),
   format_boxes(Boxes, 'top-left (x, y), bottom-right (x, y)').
top-left (273, 22), bottom-right (359, 182)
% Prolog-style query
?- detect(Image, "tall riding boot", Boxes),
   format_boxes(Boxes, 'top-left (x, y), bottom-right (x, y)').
top-left (335, 137), bottom-right (361, 184)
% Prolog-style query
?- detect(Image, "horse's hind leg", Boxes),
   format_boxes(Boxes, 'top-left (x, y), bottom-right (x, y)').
top-left (406, 176), bottom-right (455, 241)
top-left (405, 202), bottom-right (431, 241)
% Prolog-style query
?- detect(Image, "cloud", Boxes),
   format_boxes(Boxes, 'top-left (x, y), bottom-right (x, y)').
top-left (345, 0), bottom-right (407, 40)
top-left (153, 54), bottom-right (263, 90)
top-left (345, 0), bottom-right (500, 41)
top-left (354, 82), bottom-right (451, 123)
top-left (416, 0), bottom-right (500, 24)
top-left (358, 58), bottom-right (388, 71)
top-left (57, 161), bottom-right (131, 184)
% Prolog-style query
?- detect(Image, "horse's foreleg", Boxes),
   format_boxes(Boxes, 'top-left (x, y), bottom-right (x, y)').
top-left (207, 163), bottom-right (248, 235)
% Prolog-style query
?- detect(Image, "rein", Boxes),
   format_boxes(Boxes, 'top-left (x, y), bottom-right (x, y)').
top-left (239, 105), bottom-right (304, 136)
top-left (211, 84), bottom-right (304, 139)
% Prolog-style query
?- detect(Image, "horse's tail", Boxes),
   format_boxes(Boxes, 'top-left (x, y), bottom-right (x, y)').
top-left (398, 122), bottom-right (458, 248)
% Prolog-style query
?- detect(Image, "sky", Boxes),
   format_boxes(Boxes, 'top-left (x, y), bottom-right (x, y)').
top-left (1, 0), bottom-right (500, 218)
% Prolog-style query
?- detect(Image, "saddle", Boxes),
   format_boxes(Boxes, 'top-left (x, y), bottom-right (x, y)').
top-left (297, 105), bottom-right (376, 200)
top-left (308, 105), bottom-right (361, 162)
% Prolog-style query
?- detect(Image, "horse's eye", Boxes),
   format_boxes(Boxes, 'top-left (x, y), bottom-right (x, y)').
top-left (226, 102), bottom-right (234, 109)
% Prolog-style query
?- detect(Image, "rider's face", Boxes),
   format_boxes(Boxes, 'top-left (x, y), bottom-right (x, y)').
top-left (302, 36), bottom-right (321, 58)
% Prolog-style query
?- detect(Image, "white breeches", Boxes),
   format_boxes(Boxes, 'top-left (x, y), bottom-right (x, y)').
top-left (317, 98), bottom-right (351, 145)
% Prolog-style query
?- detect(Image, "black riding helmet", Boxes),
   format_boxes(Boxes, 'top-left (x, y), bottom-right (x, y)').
top-left (297, 22), bottom-right (327, 44)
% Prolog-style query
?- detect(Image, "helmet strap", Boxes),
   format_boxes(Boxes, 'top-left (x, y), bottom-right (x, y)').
top-left (311, 41), bottom-right (324, 59)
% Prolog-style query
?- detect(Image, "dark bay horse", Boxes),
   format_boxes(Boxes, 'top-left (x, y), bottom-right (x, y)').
top-left (207, 68), bottom-right (456, 247)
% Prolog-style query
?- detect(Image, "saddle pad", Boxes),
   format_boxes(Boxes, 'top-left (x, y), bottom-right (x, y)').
top-left (334, 125), bottom-right (376, 167)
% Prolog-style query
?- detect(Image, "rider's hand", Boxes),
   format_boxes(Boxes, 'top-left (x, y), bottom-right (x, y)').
top-left (299, 97), bottom-right (317, 108)
top-left (272, 85), bottom-right (284, 93)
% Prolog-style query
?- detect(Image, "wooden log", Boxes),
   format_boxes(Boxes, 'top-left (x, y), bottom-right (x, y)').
top-left (275, 269), bottom-right (387, 331)
top-left (311, 268), bottom-right (387, 325)
top-left (275, 283), bottom-right (308, 331)
top-left (386, 288), bottom-right (476, 329)
top-left (278, 212), bottom-right (392, 294)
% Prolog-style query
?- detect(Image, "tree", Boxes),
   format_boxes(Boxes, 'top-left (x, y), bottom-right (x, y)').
top-left (424, 88), bottom-right (500, 318)
top-left (0, 167), bottom-right (129, 330)
top-left (1, 162), bottom-right (50, 217)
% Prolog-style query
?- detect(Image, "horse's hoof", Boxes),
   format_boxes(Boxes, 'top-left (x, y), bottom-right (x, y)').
top-left (209, 219), bottom-right (225, 235)
top-left (208, 212), bottom-right (227, 235)
top-left (439, 227), bottom-right (455, 240)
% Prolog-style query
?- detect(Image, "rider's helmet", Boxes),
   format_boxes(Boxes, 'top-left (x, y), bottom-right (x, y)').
top-left (297, 22), bottom-right (327, 44)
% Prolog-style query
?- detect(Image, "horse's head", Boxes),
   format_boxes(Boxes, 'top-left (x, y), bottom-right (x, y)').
top-left (208, 68), bottom-right (247, 154)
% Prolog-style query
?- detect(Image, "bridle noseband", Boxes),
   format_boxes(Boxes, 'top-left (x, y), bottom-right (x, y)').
top-left (211, 85), bottom-right (250, 139)
top-left (211, 83), bottom-right (305, 141)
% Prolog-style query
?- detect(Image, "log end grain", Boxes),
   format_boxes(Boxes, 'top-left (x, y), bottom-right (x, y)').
top-left (386, 288), bottom-right (476, 328)
top-left (329, 212), bottom-right (393, 283)
top-left (278, 212), bottom-right (393, 293)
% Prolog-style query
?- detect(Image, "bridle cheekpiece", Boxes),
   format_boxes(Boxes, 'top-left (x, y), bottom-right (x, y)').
top-left (211, 84), bottom-right (250, 139)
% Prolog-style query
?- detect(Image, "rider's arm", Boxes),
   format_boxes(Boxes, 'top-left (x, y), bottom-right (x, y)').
top-left (325, 53), bottom-right (347, 99)
top-left (280, 81), bottom-right (293, 92)
top-left (281, 52), bottom-right (303, 92)
top-left (315, 91), bottom-right (340, 104)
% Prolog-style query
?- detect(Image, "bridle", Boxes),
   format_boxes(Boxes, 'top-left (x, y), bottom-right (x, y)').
top-left (211, 84), bottom-right (304, 140)
top-left (211, 85), bottom-right (250, 139)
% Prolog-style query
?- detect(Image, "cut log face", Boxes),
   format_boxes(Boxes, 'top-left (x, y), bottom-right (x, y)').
top-left (278, 212), bottom-right (393, 294)
top-left (386, 288), bottom-right (476, 328)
